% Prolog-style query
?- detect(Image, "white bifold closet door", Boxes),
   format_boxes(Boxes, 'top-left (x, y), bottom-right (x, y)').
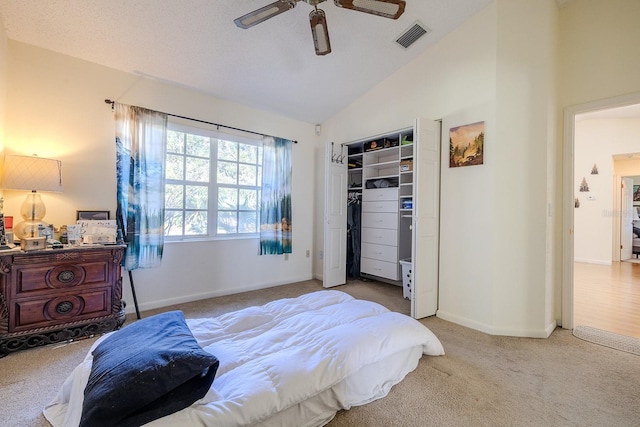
top-left (323, 118), bottom-right (441, 319)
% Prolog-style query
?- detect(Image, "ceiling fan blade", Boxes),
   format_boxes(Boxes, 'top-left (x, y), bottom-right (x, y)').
top-left (333, 0), bottom-right (406, 19)
top-left (310, 9), bottom-right (332, 55)
top-left (234, 0), bottom-right (297, 29)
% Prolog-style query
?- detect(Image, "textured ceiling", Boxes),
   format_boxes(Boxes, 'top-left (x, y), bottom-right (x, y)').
top-left (0, 0), bottom-right (494, 124)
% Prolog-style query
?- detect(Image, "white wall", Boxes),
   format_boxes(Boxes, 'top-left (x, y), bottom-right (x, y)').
top-left (0, 18), bottom-right (7, 152)
top-left (490, 0), bottom-right (558, 336)
top-left (3, 42), bottom-right (319, 312)
top-left (315, 1), bottom-right (499, 287)
top-left (316, 1), bottom-right (559, 337)
top-left (558, 0), bottom-right (640, 109)
top-left (574, 118), bottom-right (640, 264)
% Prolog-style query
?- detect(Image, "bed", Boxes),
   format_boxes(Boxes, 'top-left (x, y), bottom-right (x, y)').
top-left (44, 290), bottom-right (444, 427)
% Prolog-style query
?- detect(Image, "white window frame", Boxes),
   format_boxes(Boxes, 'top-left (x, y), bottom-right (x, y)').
top-left (164, 119), bottom-right (263, 241)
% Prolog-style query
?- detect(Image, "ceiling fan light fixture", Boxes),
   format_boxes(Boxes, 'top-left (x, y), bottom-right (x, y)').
top-left (234, 0), bottom-right (296, 29)
top-left (310, 9), bottom-right (332, 55)
top-left (334, 0), bottom-right (406, 19)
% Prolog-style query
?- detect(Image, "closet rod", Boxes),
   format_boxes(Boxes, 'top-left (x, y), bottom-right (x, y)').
top-left (104, 99), bottom-right (297, 143)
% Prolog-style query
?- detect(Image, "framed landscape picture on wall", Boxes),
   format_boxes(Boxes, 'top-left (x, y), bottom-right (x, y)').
top-left (449, 121), bottom-right (485, 168)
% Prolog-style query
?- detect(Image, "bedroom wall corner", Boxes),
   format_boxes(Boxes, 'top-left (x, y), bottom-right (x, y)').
top-left (3, 41), bottom-right (319, 313)
top-left (488, 0), bottom-right (558, 335)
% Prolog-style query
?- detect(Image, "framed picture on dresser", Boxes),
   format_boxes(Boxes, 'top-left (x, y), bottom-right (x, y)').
top-left (77, 210), bottom-right (110, 220)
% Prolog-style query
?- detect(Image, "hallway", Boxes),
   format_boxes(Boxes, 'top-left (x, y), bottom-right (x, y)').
top-left (574, 261), bottom-right (640, 339)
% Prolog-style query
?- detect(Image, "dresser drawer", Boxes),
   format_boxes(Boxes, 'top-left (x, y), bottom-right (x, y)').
top-left (361, 227), bottom-right (398, 246)
top-left (362, 212), bottom-right (398, 229)
top-left (361, 257), bottom-right (400, 281)
top-left (362, 200), bottom-right (397, 213)
top-left (361, 242), bottom-right (398, 263)
top-left (14, 261), bottom-right (110, 297)
top-left (363, 187), bottom-right (398, 202)
top-left (11, 288), bottom-right (112, 333)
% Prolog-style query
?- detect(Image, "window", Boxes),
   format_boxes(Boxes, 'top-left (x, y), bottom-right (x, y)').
top-left (164, 122), bottom-right (262, 239)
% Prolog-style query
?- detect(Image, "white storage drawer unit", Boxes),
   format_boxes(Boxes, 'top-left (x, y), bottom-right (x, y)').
top-left (361, 257), bottom-right (399, 280)
top-left (362, 200), bottom-right (397, 213)
top-left (362, 212), bottom-right (398, 229)
top-left (361, 242), bottom-right (398, 263)
top-left (362, 188), bottom-right (398, 202)
top-left (361, 187), bottom-right (400, 280)
top-left (361, 228), bottom-right (397, 245)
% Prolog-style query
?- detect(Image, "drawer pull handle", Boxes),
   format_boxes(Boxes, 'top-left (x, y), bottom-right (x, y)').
top-left (56, 301), bottom-right (74, 314)
top-left (58, 270), bottom-right (76, 283)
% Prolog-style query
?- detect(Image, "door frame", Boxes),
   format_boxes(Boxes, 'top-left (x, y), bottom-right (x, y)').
top-left (618, 177), bottom-right (634, 262)
top-left (562, 91), bottom-right (640, 329)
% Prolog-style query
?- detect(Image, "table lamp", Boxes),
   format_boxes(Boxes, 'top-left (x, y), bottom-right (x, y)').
top-left (1, 154), bottom-right (63, 240)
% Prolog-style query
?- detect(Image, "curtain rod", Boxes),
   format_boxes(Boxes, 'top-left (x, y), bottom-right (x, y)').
top-left (104, 99), bottom-right (297, 143)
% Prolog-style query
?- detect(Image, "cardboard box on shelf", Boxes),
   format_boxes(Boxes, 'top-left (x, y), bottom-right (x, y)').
top-left (400, 159), bottom-right (413, 171)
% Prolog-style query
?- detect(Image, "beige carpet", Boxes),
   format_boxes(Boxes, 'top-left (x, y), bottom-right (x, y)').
top-left (1, 279), bottom-right (639, 427)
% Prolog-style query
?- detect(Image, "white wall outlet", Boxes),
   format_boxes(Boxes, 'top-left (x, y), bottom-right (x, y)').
top-left (319, 250), bottom-right (323, 260)
top-left (284, 254), bottom-right (289, 261)
top-left (306, 249), bottom-right (310, 258)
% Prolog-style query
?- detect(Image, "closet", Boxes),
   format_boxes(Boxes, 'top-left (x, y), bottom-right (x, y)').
top-left (346, 130), bottom-right (414, 283)
top-left (323, 118), bottom-right (440, 319)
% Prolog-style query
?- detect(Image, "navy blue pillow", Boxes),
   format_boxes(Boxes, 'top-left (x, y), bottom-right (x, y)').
top-left (80, 310), bottom-right (219, 427)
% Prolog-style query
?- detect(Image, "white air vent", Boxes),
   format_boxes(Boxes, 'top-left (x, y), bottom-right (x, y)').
top-left (395, 21), bottom-right (430, 49)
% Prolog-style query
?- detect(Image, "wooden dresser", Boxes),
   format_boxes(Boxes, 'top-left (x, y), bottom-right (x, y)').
top-left (0, 245), bottom-right (126, 357)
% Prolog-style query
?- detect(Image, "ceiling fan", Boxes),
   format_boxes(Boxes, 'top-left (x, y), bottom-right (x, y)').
top-left (234, 0), bottom-right (406, 56)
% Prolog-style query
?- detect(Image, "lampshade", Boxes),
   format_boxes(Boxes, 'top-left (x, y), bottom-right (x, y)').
top-left (1, 155), bottom-right (63, 192)
top-left (1, 154), bottom-right (63, 240)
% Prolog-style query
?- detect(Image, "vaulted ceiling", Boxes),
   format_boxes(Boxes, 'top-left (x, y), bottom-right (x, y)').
top-left (0, 0), bottom-right (496, 124)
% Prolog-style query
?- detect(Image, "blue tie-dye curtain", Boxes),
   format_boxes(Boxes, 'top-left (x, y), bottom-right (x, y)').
top-left (115, 103), bottom-right (167, 270)
top-left (260, 137), bottom-right (292, 255)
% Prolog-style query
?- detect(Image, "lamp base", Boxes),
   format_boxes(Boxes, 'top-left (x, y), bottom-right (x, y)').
top-left (12, 220), bottom-right (48, 241)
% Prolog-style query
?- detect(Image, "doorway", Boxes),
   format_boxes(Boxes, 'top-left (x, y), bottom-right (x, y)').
top-left (563, 93), bottom-right (640, 337)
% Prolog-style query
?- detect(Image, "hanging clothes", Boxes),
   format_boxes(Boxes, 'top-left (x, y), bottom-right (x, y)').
top-left (347, 194), bottom-right (361, 278)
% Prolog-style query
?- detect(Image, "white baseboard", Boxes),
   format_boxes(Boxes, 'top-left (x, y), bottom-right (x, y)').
top-left (437, 310), bottom-right (557, 338)
top-left (124, 274), bottom-right (315, 314)
top-left (573, 257), bottom-right (612, 265)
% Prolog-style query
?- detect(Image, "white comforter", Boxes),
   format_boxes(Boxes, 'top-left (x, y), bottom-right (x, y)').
top-left (44, 290), bottom-right (444, 427)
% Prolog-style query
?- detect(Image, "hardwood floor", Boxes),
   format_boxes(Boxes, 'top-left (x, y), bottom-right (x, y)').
top-left (573, 261), bottom-right (640, 339)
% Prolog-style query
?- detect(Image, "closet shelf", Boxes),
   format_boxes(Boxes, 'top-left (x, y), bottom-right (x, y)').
top-left (365, 173), bottom-right (399, 181)
top-left (366, 160), bottom-right (400, 169)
